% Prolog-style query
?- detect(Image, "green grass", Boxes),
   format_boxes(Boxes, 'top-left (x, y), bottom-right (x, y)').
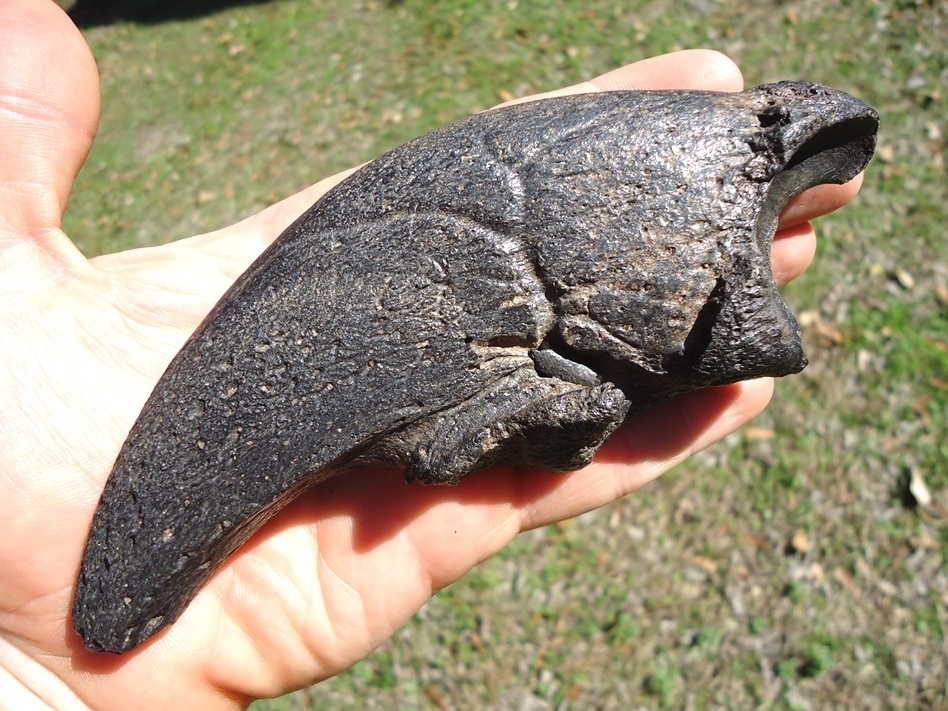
top-left (67, 0), bottom-right (948, 708)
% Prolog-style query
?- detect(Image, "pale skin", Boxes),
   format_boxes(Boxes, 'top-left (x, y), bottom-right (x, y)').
top-left (0, 1), bottom-right (863, 709)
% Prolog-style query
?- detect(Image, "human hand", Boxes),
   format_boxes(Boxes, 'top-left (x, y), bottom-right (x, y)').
top-left (0, 1), bottom-right (862, 709)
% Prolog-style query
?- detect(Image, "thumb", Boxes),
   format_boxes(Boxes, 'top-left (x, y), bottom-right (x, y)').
top-left (0, 0), bottom-right (99, 275)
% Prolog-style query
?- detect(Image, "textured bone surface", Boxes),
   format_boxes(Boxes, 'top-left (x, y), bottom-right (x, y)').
top-left (74, 82), bottom-right (878, 653)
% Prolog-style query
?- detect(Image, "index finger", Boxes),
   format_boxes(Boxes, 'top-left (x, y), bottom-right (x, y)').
top-left (519, 48), bottom-right (744, 99)
top-left (233, 50), bottom-right (747, 247)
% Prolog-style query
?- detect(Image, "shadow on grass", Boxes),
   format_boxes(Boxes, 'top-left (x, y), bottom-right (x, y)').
top-left (66, 0), bottom-right (277, 27)
top-left (66, 0), bottom-right (405, 26)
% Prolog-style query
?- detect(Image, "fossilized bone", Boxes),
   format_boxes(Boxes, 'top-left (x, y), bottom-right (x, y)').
top-left (73, 82), bottom-right (878, 653)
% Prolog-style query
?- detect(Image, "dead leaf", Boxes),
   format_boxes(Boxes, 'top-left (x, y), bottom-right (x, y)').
top-left (911, 532), bottom-right (939, 550)
top-left (894, 269), bottom-right (915, 290)
top-left (929, 378), bottom-right (948, 392)
top-left (935, 283), bottom-right (948, 305)
top-left (744, 426), bottom-right (776, 441)
top-left (742, 535), bottom-right (768, 549)
top-left (425, 685), bottom-right (448, 710)
top-left (798, 310), bottom-right (844, 346)
top-left (909, 465), bottom-right (932, 508)
top-left (833, 567), bottom-right (861, 598)
top-left (912, 395), bottom-right (932, 426)
top-left (597, 549), bottom-right (612, 569)
top-left (791, 530), bottom-right (810, 554)
top-left (692, 555), bottom-right (718, 573)
top-left (798, 309), bottom-right (818, 326)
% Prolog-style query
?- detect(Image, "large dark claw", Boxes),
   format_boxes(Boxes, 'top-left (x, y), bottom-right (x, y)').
top-left (73, 82), bottom-right (877, 653)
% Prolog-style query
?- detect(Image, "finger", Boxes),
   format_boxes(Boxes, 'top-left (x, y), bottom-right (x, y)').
top-left (514, 378), bottom-right (774, 532)
top-left (769, 167), bottom-right (864, 289)
top-left (551, 48), bottom-right (744, 95)
top-left (209, 50), bottom-right (745, 259)
top-left (232, 166), bottom-right (362, 255)
top-left (498, 49), bottom-right (743, 108)
top-left (772, 221), bottom-right (818, 287)
top-left (777, 173), bottom-right (865, 230)
top-left (191, 380), bottom-right (775, 688)
top-left (0, 0), bottom-right (98, 273)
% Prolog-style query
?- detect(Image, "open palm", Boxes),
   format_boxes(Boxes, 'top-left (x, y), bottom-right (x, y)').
top-left (0, 2), bottom-right (863, 709)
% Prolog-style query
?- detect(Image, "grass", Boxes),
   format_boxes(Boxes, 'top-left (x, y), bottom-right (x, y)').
top-left (68, 0), bottom-right (947, 708)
